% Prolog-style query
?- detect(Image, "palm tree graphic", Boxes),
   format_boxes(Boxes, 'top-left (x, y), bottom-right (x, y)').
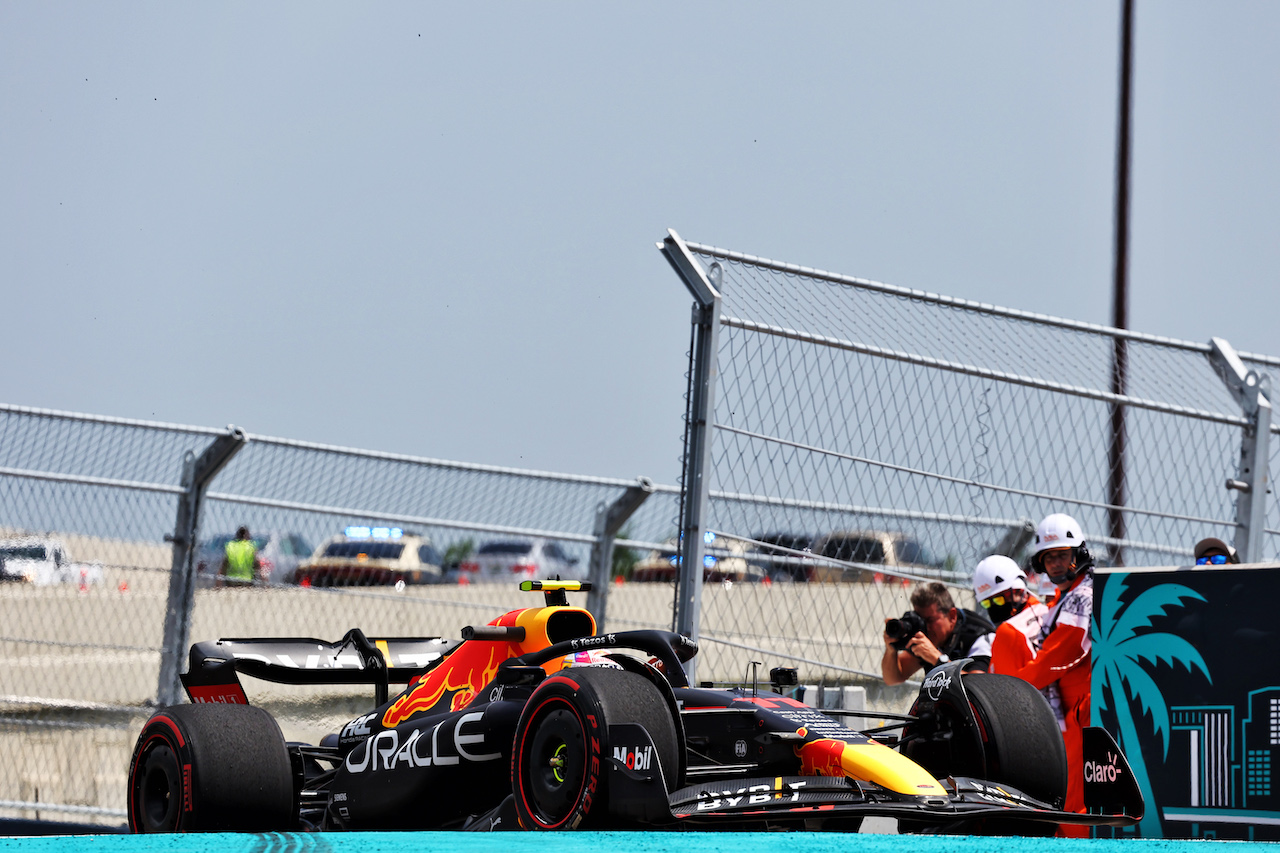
top-left (1093, 573), bottom-right (1210, 837)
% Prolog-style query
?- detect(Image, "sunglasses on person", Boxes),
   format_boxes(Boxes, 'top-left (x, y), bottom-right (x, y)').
top-left (1196, 554), bottom-right (1229, 565)
top-left (979, 594), bottom-right (1008, 608)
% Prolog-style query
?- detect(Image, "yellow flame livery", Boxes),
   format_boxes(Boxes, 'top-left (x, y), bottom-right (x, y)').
top-left (382, 606), bottom-right (596, 728)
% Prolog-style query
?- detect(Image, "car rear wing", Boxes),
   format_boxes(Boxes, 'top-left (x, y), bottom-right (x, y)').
top-left (181, 628), bottom-right (460, 706)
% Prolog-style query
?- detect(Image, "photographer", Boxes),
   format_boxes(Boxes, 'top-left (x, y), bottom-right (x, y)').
top-left (880, 582), bottom-right (995, 686)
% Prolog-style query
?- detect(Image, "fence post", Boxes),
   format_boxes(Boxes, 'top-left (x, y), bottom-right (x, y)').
top-left (659, 229), bottom-right (721, 683)
top-left (156, 426), bottom-right (248, 706)
top-left (585, 477), bottom-right (655, 630)
top-left (1209, 338), bottom-right (1273, 562)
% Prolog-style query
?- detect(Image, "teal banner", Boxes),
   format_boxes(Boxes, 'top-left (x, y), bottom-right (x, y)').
top-left (1093, 564), bottom-right (1279, 841)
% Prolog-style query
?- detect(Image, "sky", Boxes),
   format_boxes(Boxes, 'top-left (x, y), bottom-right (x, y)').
top-left (3, 3), bottom-right (1277, 486)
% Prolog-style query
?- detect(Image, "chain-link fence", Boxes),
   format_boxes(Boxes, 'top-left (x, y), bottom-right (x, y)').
top-left (659, 229), bottom-right (1278, 702)
top-left (5, 233), bottom-right (1276, 826)
top-left (0, 404), bottom-right (684, 824)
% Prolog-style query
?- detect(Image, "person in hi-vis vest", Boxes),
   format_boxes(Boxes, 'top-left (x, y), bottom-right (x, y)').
top-left (219, 526), bottom-right (262, 587)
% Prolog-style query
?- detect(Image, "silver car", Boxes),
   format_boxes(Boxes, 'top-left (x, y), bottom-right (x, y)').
top-left (458, 538), bottom-right (582, 583)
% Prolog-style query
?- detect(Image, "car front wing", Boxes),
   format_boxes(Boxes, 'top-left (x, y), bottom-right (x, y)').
top-left (604, 725), bottom-right (1143, 831)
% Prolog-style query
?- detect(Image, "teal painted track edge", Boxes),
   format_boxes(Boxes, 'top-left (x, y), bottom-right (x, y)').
top-left (1, 834), bottom-right (1277, 853)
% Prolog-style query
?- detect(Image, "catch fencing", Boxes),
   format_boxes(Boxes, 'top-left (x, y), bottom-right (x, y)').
top-left (3, 232), bottom-right (1276, 826)
top-left (0, 404), bottom-right (684, 824)
top-left (659, 229), bottom-right (1278, 688)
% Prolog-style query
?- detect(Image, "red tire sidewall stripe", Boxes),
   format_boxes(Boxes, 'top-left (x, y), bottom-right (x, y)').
top-left (543, 675), bottom-right (580, 691)
top-left (127, 716), bottom-right (190, 832)
top-left (515, 692), bottom-right (599, 829)
top-left (149, 714), bottom-right (185, 747)
top-left (968, 700), bottom-right (991, 743)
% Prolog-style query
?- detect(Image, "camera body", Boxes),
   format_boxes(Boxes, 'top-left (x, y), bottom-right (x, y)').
top-left (769, 666), bottom-right (799, 694)
top-left (885, 610), bottom-right (927, 651)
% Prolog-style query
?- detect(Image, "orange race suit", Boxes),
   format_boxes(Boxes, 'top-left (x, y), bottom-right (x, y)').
top-left (1000, 572), bottom-right (1092, 836)
top-left (987, 593), bottom-right (1047, 675)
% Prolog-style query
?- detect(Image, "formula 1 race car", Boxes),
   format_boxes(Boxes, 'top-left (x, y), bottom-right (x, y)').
top-left (127, 580), bottom-right (1142, 834)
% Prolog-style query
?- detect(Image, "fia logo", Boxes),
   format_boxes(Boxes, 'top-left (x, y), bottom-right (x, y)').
top-left (734, 740), bottom-right (748, 759)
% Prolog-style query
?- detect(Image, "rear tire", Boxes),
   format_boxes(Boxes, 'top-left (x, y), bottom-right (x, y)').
top-left (511, 667), bottom-right (678, 830)
top-left (902, 674), bottom-right (1066, 835)
top-left (127, 704), bottom-right (294, 832)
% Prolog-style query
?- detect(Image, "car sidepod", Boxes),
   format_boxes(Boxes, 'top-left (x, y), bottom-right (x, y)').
top-left (326, 699), bottom-right (522, 829)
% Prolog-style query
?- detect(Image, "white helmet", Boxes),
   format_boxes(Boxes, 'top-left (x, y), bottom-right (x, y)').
top-left (972, 555), bottom-right (1027, 601)
top-left (1031, 513), bottom-right (1084, 555)
top-left (1030, 513), bottom-right (1092, 582)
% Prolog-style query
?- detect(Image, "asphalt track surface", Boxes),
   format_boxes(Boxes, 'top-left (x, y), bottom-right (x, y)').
top-left (0, 832), bottom-right (1274, 853)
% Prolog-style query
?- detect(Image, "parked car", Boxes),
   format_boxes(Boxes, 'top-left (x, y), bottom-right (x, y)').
top-left (745, 532), bottom-right (815, 582)
top-left (294, 527), bottom-right (444, 587)
top-left (457, 538), bottom-right (582, 583)
top-left (630, 533), bottom-right (759, 583)
top-left (807, 529), bottom-right (941, 583)
top-left (0, 536), bottom-right (103, 586)
top-left (195, 531), bottom-right (314, 587)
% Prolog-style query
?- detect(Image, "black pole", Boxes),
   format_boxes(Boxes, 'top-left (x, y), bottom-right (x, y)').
top-left (1108, 0), bottom-right (1135, 567)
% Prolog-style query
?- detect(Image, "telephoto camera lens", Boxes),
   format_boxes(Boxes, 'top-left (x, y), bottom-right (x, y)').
top-left (885, 611), bottom-right (926, 651)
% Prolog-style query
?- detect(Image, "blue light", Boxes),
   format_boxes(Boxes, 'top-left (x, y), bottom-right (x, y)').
top-left (703, 531), bottom-right (716, 544)
top-left (344, 526), bottom-right (403, 540)
top-left (703, 555), bottom-right (717, 568)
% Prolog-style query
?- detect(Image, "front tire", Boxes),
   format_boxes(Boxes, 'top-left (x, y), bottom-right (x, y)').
top-left (127, 704), bottom-right (294, 832)
top-left (511, 667), bottom-right (678, 830)
top-left (902, 674), bottom-right (1066, 835)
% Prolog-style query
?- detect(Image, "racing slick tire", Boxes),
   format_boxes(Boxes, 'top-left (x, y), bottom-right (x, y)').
top-left (512, 666), bottom-right (678, 830)
top-left (902, 673), bottom-right (1066, 835)
top-left (127, 704), bottom-right (294, 832)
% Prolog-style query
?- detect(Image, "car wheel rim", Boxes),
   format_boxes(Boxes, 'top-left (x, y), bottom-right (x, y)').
top-left (526, 706), bottom-right (586, 824)
top-left (139, 744), bottom-right (181, 830)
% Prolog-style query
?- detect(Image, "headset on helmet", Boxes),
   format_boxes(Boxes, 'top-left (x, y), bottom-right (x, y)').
top-left (972, 555), bottom-right (1027, 601)
top-left (1029, 512), bottom-right (1093, 582)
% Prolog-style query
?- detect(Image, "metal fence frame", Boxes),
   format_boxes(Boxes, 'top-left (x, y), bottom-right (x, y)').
top-left (0, 404), bottom-right (683, 822)
top-left (659, 228), bottom-right (1278, 684)
top-left (2, 229), bottom-right (1275, 822)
